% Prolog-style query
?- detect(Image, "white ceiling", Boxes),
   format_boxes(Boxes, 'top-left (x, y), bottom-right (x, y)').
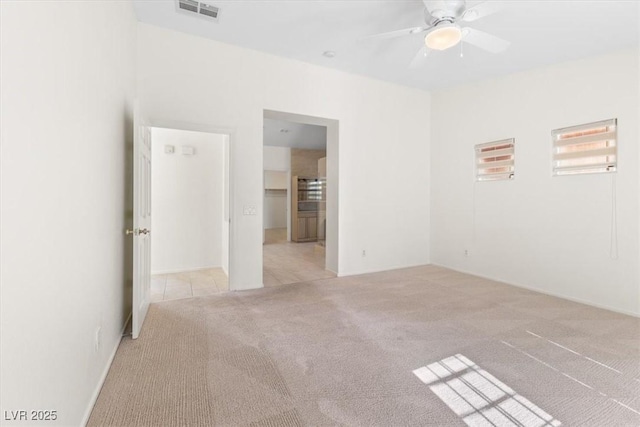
top-left (133, 1), bottom-right (639, 91)
top-left (263, 119), bottom-right (327, 150)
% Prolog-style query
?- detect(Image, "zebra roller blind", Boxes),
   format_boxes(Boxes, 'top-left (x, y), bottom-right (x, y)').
top-left (475, 138), bottom-right (515, 181)
top-left (552, 119), bottom-right (617, 176)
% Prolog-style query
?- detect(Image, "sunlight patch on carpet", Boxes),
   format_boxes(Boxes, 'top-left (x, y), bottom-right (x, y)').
top-left (413, 354), bottom-right (561, 427)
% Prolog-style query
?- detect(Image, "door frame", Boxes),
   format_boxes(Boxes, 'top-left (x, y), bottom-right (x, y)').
top-left (263, 109), bottom-right (339, 275)
top-left (147, 118), bottom-right (236, 290)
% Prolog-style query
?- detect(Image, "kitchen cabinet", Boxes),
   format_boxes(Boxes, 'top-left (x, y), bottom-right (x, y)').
top-left (291, 176), bottom-right (325, 242)
top-left (295, 212), bottom-right (318, 242)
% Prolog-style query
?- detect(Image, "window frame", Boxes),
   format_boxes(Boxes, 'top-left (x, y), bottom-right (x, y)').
top-left (475, 138), bottom-right (515, 182)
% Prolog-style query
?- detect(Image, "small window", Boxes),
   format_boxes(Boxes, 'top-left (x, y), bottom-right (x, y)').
top-left (552, 119), bottom-right (617, 176)
top-left (475, 138), bottom-right (515, 181)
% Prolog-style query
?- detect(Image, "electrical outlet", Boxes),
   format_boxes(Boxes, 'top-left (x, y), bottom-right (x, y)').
top-left (464, 249), bottom-right (469, 257)
top-left (95, 327), bottom-right (102, 352)
top-left (362, 250), bottom-right (366, 257)
top-left (243, 205), bottom-right (257, 216)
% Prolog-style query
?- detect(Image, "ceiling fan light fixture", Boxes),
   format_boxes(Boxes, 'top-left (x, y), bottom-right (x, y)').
top-left (425, 23), bottom-right (462, 51)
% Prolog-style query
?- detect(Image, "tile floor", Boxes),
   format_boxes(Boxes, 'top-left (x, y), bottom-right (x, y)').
top-left (151, 228), bottom-right (332, 301)
top-left (263, 228), bottom-right (336, 287)
top-left (151, 267), bottom-right (229, 302)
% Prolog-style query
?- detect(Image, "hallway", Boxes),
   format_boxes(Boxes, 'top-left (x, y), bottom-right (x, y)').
top-left (263, 228), bottom-right (335, 287)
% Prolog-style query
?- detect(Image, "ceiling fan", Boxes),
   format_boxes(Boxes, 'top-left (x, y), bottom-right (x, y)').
top-left (366, 0), bottom-right (510, 68)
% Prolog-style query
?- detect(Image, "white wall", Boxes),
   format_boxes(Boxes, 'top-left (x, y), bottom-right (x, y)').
top-left (263, 192), bottom-right (287, 229)
top-left (0, 1), bottom-right (137, 425)
top-left (151, 128), bottom-right (226, 274)
top-left (138, 23), bottom-right (432, 287)
top-left (264, 147), bottom-right (291, 239)
top-left (264, 171), bottom-right (288, 230)
top-left (431, 49), bottom-right (640, 316)
top-left (264, 146), bottom-right (291, 171)
top-left (264, 170), bottom-right (288, 189)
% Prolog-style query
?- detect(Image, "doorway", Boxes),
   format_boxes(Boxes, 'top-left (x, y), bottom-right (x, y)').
top-left (262, 110), bottom-right (338, 286)
top-left (149, 127), bottom-right (231, 302)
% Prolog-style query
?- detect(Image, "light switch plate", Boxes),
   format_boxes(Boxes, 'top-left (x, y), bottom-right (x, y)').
top-left (164, 145), bottom-right (175, 154)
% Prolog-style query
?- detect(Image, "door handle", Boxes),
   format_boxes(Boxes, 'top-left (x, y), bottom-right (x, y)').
top-left (125, 228), bottom-right (150, 236)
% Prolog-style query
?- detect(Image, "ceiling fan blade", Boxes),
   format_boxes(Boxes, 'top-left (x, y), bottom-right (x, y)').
top-left (409, 46), bottom-right (431, 69)
top-left (462, 1), bottom-right (506, 22)
top-left (362, 26), bottom-right (429, 41)
top-left (462, 27), bottom-right (510, 53)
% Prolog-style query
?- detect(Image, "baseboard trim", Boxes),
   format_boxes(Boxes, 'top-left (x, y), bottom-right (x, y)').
top-left (326, 267), bottom-right (338, 276)
top-left (431, 263), bottom-right (640, 318)
top-left (151, 265), bottom-right (223, 275)
top-left (235, 283), bottom-right (263, 291)
top-left (81, 311), bottom-right (131, 426)
top-left (336, 261), bottom-right (430, 278)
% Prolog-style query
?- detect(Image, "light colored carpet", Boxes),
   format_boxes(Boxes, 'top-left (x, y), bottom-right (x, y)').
top-left (88, 265), bottom-right (640, 426)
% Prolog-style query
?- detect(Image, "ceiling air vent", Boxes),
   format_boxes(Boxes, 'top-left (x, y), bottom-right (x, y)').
top-left (178, 0), bottom-right (198, 13)
top-left (199, 3), bottom-right (219, 19)
top-left (177, 0), bottom-right (220, 21)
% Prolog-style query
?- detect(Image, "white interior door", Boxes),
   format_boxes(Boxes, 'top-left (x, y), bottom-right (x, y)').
top-left (131, 106), bottom-right (152, 339)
